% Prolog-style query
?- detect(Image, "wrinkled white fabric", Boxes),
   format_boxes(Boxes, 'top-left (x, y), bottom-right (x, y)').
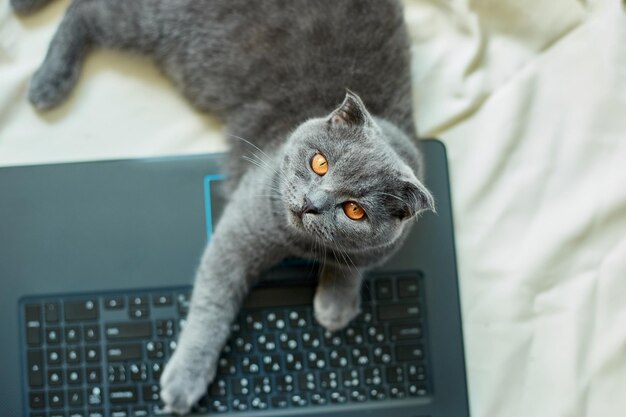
top-left (1, 1), bottom-right (625, 416)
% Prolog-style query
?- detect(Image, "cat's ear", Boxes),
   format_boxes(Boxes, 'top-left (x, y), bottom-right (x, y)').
top-left (390, 177), bottom-right (435, 220)
top-left (330, 90), bottom-right (374, 127)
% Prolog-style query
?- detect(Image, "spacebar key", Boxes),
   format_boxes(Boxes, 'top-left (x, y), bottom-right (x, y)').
top-left (106, 322), bottom-right (152, 340)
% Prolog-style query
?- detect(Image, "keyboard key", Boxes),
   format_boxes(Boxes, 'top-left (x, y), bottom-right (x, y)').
top-left (329, 389), bottom-right (348, 404)
top-left (377, 303), bottom-right (420, 321)
top-left (146, 341), bottom-right (165, 359)
top-left (69, 410), bottom-right (86, 417)
top-left (108, 365), bottom-right (128, 383)
top-left (107, 343), bottom-right (142, 361)
top-left (408, 383), bottom-right (428, 397)
top-left (106, 322), bottom-right (152, 341)
top-left (291, 393), bottom-right (309, 407)
top-left (142, 384), bottom-right (160, 402)
top-left (68, 389), bottom-right (84, 406)
top-left (389, 384), bottom-right (406, 398)
top-left (87, 386), bottom-right (102, 404)
top-left (88, 409), bottom-right (105, 417)
top-left (156, 320), bottom-right (175, 338)
top-left (367, 325), bottom-right (386, 343)
top-left (45, 302), bottom-right (60, 323)
top-left (85, 345), bottom-right (101, 363)
top-left (364, 367), bottom-right (383, 386)
top-left (132, 406), bottom-right (149, 416)
top-left (386, 366), bottom-right (405, 383)
top-left (47, 348), bottom-right (62, 365)
top-left (27, 350), bottom-right (44, 388)
top-left (48, 369), bottom-right (63, 386)
top-left (49, 390), bottom-right (65, 408)
top-left (310, 392), bottom-right (328, 406)
top-left (29, 391), bottom-right (45, 409)
top-left (129, 305), bottom-right (150, 319)
top-left (344, 327), bottom-right (365, 345)
top-left (86, 367), bottom-right (102, 383)
top-left (46, 327), bottom-right (62, 344)
top-left (111, 408), bottom-right (129, 417)
top-left (231, 396), bottom-right (249, 411)
top-left (25, 304), bottom-right (42, 346)
top-left (67, 368), bottom-right (83, 385)
top-left (350, 387), bottom-right (368, 402)
top-left (109, 386), bottom-right (139, 404)
top-left (342, 369), bottom-right (361, 388)
top-left (252, 376), bottom-right (272, 395)
top-left (329, 348), bottom-right (349, 368)
top-left (67, 347), bottom-right (82, 364)
top-left (66, 326), bottom-right (82, 343)
top-left (177, 293), bottom-right (190, 316)
top-left (319, 371), bottom-right (340, 390)
top-left (250, 395), bottom-right (269, 410)
top-left (105, 297), bottom-right (125, 310)
top-left (129, 363), bottom-right (148, 382)
top-left (297, 372), bottom-right (317, 391)
top-left (374, 280), bottom-right (393, 300)
top-left (407, 364), bottom-right (427, 381)
top-left (390, 323), bottom-right (422, 341)
top-left (270, 395), bottom-right (289, 408)
top-left (150, 362), bottom-right (163, 380)
top-left (397, 278), bottom-right (419, 298)
top-left (395, 344), bottom-right (424, 361)
top-left (130, 296), bottom-right (148, 306)
top-left (65, 299), bottom-right (98, 321)
top-left (153, 294), bottom-right (172, 306)
top-left (85, 324), bottom-right (100, 342)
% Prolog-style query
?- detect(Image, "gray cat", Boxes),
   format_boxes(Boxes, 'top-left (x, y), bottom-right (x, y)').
top-left (13, 0), bottom-right (435, 413)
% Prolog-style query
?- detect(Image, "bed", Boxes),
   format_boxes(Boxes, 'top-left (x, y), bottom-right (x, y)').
top-left (1, 0), bottom-right (625, 415)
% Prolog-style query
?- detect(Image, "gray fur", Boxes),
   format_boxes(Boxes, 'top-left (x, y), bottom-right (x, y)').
top-left (14, 0), bottom-right (435, 413)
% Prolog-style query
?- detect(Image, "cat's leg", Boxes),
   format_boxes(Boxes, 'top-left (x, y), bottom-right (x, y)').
top-left (11, 0), bottom-right (54, 14)
top-left (160, 200), bottom-right (285, 415)
top-left (29, 0), bottom-right (162, 109)
top-left (314, 263), bottom-right (363, 332)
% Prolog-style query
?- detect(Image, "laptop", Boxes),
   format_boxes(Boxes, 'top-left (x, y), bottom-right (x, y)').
top-left (0, 139), bottom-right (469, 417)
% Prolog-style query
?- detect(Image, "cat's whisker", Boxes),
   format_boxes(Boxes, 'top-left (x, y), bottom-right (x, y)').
top-left (244, 151), bottom-right (278, 175)
top-left (227, 134), bottom-right (288, 178)
top-left (241, 155), bottom-right (275, 175)
top-left (227, 133), bottom-right (273, 163)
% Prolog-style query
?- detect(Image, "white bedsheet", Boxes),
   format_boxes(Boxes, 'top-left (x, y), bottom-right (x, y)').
top-left (1, 1), bottom-right (625, 416)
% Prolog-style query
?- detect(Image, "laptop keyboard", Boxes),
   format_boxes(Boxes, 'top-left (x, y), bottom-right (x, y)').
top-left (21, 273), bottom-right (430, 417)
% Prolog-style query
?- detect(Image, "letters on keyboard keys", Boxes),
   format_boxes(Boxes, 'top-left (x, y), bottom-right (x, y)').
top-left (105, 322), bottom-right (151, 340)
top-left (64, 300), bottom-right (99, 322)
top-left (21, 273), bottom-right (431, 416)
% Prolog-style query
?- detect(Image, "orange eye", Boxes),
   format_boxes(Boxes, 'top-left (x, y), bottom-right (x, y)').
top-left (343, 202), bottom-right (365, 220)
top-left (311, 153), bottom-right (328, 176)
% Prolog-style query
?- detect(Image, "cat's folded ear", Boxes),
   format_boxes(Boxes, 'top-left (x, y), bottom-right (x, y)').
top-left (390, 177), bottom-right (436, 220)
top-left (330, 90), bottom-right (374, 127)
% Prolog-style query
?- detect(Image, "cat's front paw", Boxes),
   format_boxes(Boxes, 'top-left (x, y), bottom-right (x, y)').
top-left (314, 288), bottom-right (361, 332)
top-left (160, 350), bottom-right (215, 415)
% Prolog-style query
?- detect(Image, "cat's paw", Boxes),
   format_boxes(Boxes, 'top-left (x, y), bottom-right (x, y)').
top-left (28, 62), bottom-right (79, 110)
top-left (160, 351), bottom-right (215, 415)
top-left (314, 288), bottom-right (361, 332)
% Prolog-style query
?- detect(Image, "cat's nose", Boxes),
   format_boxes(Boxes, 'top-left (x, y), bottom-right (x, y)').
top-left (301, 197), bottom-right (320, 215)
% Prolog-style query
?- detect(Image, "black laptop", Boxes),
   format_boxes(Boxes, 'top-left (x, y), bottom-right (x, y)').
top-left (0, 139), bottom-right (469, 417)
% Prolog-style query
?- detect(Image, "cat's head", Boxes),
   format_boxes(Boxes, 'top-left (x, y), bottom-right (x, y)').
top-left (279, 91), bottom-right (434, 251)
